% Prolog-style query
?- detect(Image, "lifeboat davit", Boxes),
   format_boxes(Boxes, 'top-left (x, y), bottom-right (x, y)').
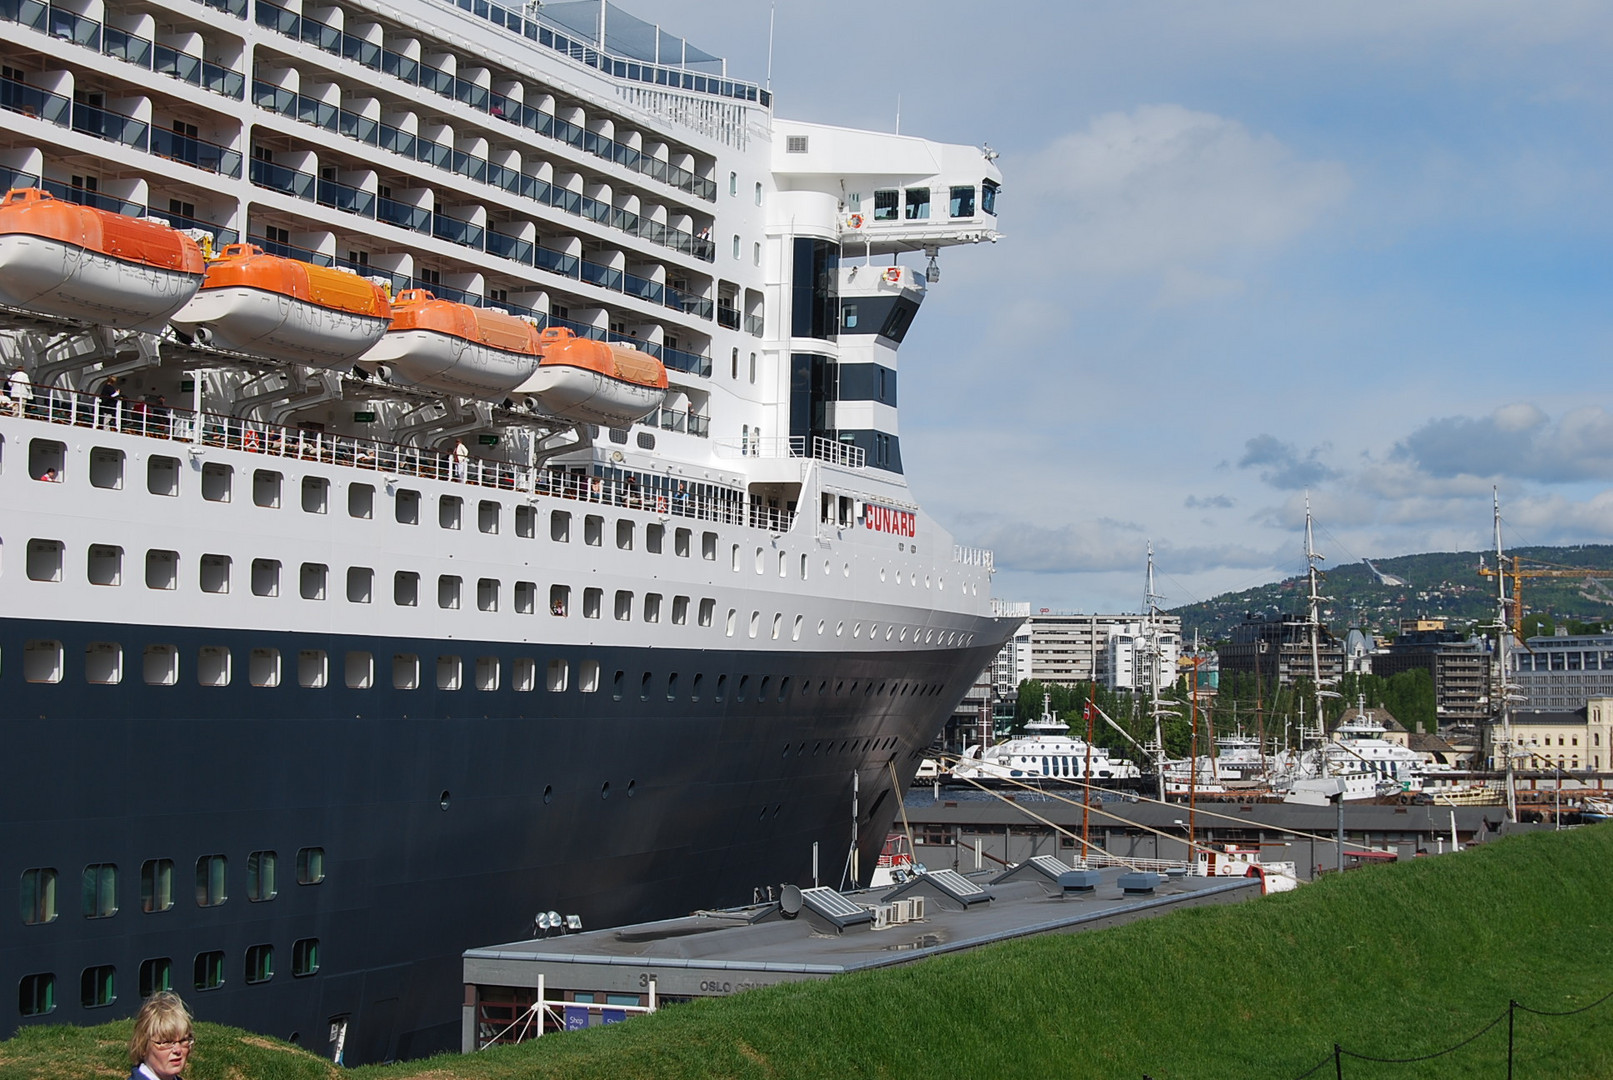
top-left (516, 326), bottom-right (668, 428)
top-left (171, 244), bottom-right (392, 366)
top-left (360, 289), bottom-right (542, 399)
top-left (0, 187), bottom-right (204, 330)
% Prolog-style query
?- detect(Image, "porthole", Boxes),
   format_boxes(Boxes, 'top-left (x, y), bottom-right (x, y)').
top-left (601, 782), bottom-right (611, 800)
top-left (627, 779), bottom-right (636, 797)
top-left (880, 568), bottom-right (886, 583)
top-left (836, 621), bottom-right (844, 637)
top-left (439, 790), bottom-right (450, 811)
top-left (543, 785), bottom-right (553, 804)
top-left (817, 620), bottom-right (826, 635)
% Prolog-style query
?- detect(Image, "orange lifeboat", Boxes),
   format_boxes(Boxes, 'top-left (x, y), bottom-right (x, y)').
top-left (515, 326), bottom-right (669, 427)
top-left (171, 244), bottom-right (392, 367)
top-left (359, 288), bottom-right (543, 399)
top-left (0, 187), bottom-right (204, 330)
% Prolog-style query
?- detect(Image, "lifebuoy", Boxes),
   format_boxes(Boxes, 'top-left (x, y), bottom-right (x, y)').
top-left (847, 213), bottom-right (864, 229)
top-left (656, 495), bottom-right (669, 513)
top-left (883, 266), bottom-right (901, 283)
top-left (243, 429), bottom-right (260, 452)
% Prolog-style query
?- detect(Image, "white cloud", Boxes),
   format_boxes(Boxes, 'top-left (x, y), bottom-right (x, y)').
top-left (1017, 105), bottom-right (1351, 292)
top-left (1394, 404), bottom-right (1613, 482)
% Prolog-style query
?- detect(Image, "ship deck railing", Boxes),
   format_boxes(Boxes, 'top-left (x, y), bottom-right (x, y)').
top-left (8, 385), bottom-right (785, 529)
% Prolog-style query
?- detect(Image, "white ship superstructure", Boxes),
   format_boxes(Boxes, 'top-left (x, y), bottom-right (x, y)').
top-left (0, 0), bottom-right (1017, 1063)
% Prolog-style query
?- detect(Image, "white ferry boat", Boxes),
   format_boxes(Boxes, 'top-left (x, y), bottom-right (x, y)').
top-left (0, 0), bottom-right (1018, 1062)
top-left (952, 693), bottom-right (1142, 783)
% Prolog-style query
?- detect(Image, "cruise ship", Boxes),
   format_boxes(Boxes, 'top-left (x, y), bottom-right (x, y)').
top-left (0, 0), bottom-right (1018, 1064)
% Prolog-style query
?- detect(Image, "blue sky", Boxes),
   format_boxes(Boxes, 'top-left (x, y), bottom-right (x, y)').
top-left (618, 1), bottom-right (1613, 612)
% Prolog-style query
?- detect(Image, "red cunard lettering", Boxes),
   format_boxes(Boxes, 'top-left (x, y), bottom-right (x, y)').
top-left (864, 505), bottom-right (915, 537)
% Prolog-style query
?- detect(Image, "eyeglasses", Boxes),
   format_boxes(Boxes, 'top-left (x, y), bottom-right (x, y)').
top-left (153, 1037), bottom-right (195, 1050)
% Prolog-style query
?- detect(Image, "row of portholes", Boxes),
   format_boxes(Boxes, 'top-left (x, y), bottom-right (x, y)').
top-left (782, 734), bottom-right (904, 759)
top-left (816, 619), bottom-right (974, 648)
top-left (611, 670), bottom-right (949, 705)
top-left (531, 781), bottom-right (636, 806)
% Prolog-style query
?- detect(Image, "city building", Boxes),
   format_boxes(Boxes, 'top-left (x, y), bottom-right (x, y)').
top-left (1485, 699), bottom-right (1613, 773)
top-left (1509, 631), bottom-right (1613, 713)
top-left (1020, 611), bottom-right (1180, 692)
top-left (1370, 619), bottom-right (1493, 727)
top-left (1215, 612), bottom-right (1344, 688)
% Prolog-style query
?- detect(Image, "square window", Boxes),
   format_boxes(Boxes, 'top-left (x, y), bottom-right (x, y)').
top-left (436, 655), bottom-right (461, 690)
top-left (546, 659), bottom-right (569, 692)
top-left (201, 462), bottom-right (232, 502)
top-left (393, 653), bottom-right (420, 689)
top-left (551, 510), bottom-right (571, 542)
top-left (583, 587), bottom-right (602, 619)
top-left (438, 574), bottom-right (462, 609)
top-left (644, 593), bottom-right (661, 623)
top-left (143, 644), bottom-right (179, 686)
top-left (515, 580), bottom-right (536, 614)
top-left (550, 584), bottom-right (569, 616)
top-left (145, 549), bottom-right (178, 590)
top-left (26, 538), bottom-right (63, 582)
top-left (196, 646), bottom-right (230, 687)
top-left (249, 647), bottom-right (280, 687)
top-left (19, 972), bottom-right (55, 1016)
top-left (141, 860), bottom-right (173, 913)
top-left (395, 488), bottom-right (420, 524)
top-left (439, 495), bottom-right (462, 530)
top-left (79, 964), bottom-right (116, 1008)
top-left (616, 519), bottom-right (634, 550)
top-left (301, 475), bottom-right (329, 513)
top-left (671, 596), bottom-right (689, 625)
top-left (873, 189), bottom-right (898, 221)
top-left (253, 470), bottom-right (282, 508)
top-left (295, 847), bottom-right (324, 885)
top-left (246, 851), bottom-right (276, 902)
top-left (475, 656), bottom-right (499, 690)
top-left (904, 187), bottom-right (930, 220)
top-left (195, 855), bottom-right (226, 907)
top-left (25, 639), bottom-right (63, 683)
top-left (674, 528), bottom-right (691, 557)
top-left (245, 943), bottom-right (274, 984)
top-left (513, 657), bottom-right (536, 692)
top-left (348, 483), bottom-right (374, 518)
top-left (300, 563), bottom-right (328, 600)
top-left (193, 950), bottom-right (224, 991)
top-left (292, 938), bottom-right (319, 977)
top-left (89, 447), bottom-right (124, 489)
top-left (84, 642), bottom-right (122, 685)
top-left (138, 958), bottom-right (172, 998)
top-left (477, 577), bottom-right (498, 612)
top-left (394, 571), bottom-right (419, 606)
top-left (646, 523), bottom-right (664, 553)
top-left (29, 439), bottom-right (65, 482)
top-left (614, 590), bottom-right (633, 621)
top-left (584, 514), bottom-right (603, 546)
top-left (21, 867), bottom-right (58, 925)
top-left (199, 554), bottom-right (231, 594)
top-left (147, 455), bottom-right (179, 496)
top-left (298, 650), bottom-right (328, 688)
top-left (515, 504), bottom-right (535, 537)
top-left (478, 500), bottom-right (499, 534)
top-left (251, 558), bottom-right (280, 597)
top-left (698, 598), bottom-right (715, 627)
top-left (345, 651), bottom-right (373, 689)
top-left (346, 567), bottom-right (373, 603)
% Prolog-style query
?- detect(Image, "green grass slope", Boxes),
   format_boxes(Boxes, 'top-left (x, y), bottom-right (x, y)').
top-left (6, 826), bottom-right (1612, 1080)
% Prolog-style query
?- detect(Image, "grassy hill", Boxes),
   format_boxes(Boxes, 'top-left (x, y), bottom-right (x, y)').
top-left (1173, 544), bottom-right (1613, 642)
top-left (6, 825), bottom-right (1613, 1080)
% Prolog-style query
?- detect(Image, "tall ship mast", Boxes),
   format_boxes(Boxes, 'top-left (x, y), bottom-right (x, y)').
top-left (0, 0), bottom-right (1019, 1062)
top-left (1304, 494), bottom-right (1330, 769)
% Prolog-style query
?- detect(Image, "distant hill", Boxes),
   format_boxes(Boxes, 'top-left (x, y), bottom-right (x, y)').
top-left (1171, 545), bottom-right (1613, 643)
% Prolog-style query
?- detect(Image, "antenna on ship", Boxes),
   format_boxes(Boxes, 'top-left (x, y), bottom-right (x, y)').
top-left (765, 1), bottom-right (775, 93)
top-left (1304, 494), bottom-right (1333, 775)
top-left (1493, 488), bottom-right (1518, 822)
top-left (1144, 541), bottom-right (1169, 801)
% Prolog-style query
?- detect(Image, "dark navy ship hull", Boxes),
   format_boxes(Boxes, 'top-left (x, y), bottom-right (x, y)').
top-left (0, 616), bottom-right (1009, 1062)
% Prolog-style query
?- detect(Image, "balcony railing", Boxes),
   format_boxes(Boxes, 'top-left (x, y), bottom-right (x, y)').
top-left (0, 166), bottom-right (239, 244)
top-left (744, 314), bottom-right (764, 337)
top-left (250, 80), bottom-right (714, 265)
top-left (0, 73), bottom-right (70, 125)
top-left (1, 0), bottom-right (245, 98)
top-left (151, 127), bottom-right (242, 177)
top-left (72, 100), bottom-right (149, 150)
top-left (251, 0), bottom-right (720, 206)
top-left (716, 305), bottom-right (740, 331)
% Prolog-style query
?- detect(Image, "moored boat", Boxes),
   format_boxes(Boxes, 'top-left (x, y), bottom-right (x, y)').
top-left (171, 243), bottom-right (392, 366)
top-left (516, 326), bottom-right (669, 427)
top-left (0, 187), bottom-right (203, 329)
top-left (362, 288), bottom-right (543, 398)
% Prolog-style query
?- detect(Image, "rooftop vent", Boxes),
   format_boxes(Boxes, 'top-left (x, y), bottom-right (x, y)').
top-left (882, 868), bottom-right (993, 912)
top-left (782, 884), bottom-right (875, 933)
top-left (993, 856), bottom-right (1102, 897)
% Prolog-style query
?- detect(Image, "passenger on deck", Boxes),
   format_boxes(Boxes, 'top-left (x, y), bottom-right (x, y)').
top-left (97, 376), bottom-right (121, 429)
top-left (452, 438), bottom-right (469, 481)
top-left (7, 366), bottom-right (32, 418)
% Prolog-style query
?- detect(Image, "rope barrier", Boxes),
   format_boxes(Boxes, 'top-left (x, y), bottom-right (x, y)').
top-left (1334, 1009), bottom-right (1506, 1063)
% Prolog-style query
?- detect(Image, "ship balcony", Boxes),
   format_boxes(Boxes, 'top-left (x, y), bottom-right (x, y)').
top-left (251, 0), bottom-right (719, 205)
top-left (1, 0), bottom-right (246, 100)
top-left (246, 80), bottom-right (716, 267)
top-left (0, 164), bottom-right (241, 243)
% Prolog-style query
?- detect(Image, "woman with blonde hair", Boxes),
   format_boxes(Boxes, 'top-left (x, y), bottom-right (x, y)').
top-left (127, 991), bottom-right (195, 1080)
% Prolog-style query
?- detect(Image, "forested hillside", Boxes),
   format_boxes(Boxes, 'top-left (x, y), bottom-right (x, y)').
top-left (1172, 545), bottom-right (1613, 643)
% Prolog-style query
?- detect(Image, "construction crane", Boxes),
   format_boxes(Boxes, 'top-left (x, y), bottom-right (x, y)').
top-left (1477, 555), bottom-right (1613, 639)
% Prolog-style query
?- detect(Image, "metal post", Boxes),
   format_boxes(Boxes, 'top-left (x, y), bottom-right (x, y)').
top-left (1336, 795), bottom-right (1345, 874)
top-left (1507, 999), bottom-right (1515, 1080)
